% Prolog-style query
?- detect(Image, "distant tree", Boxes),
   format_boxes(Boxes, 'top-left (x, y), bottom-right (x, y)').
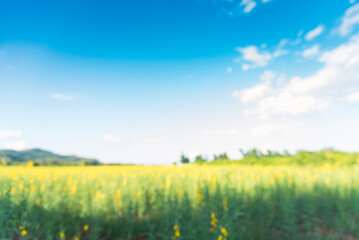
top-left (213, 153), bottom-right (229, 161)
top-left (240, 148), bottom-right (262, 158)
top-left (180, 154), bottom-right (190, 164)
top-left (194, 155), bottom-right (207, 163)
top-left (283, 150), bottom-right (291, 156)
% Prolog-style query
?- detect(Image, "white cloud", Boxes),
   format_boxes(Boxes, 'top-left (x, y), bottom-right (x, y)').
top-left (260, 71), bottom-right (276, 82)
top-left (351, 0), bottom-right (356, 3)
top-left (235, 33), bottom-right (359, 118)
top-left (236, 46), bottom-right (272, 68)
top-left (144, 137), bottom-right (158, 145)
top-left (241, 0), bottom-right (257, 13)
top-left (346, 92), bottom-right (359, 102)
top-left (233, 71), bottom-right (274, 103)
top-left (250, 123), bottom-right (278, 137)
top-left (0, 130), bottom-right (22, 139)
top-left (5, 140), bottom-right (27, 151)
top-left (203, 128), bottom-right (238, 136)
top-left (227, 67), bottom-right (232, 73)
top-left (51, 93), bottom-right (74, 101)
top-left (337, 3), bottom-right (359, 36)
top-left (242, 64), bottom-right (250, 71)
top-left (297, 30), bottom-right (304, 37)
top-left (272, 49), bottom-right (288, 57)
top-left (305, 24), bottom-right (325, 41)
top-left (302, 45), bottom-right (320, 57)
top-left (249, 92), bottom-right (328, 118)
top-left (103, 134), bottom-right (122, 142)
top-left (236, 39), bottom-right (289, 70)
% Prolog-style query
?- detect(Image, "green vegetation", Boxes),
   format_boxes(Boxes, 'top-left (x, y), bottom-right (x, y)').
top-left (1, 149), bottom-right (359, 239)
top-left (0, 148), bottom-right (100, 166)
top-left (1, 165), bottom-right (359, 239)
top-left (193, 149), bottom-right (359, 166)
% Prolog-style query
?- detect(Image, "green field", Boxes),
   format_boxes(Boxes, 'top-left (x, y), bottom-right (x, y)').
top-left (1, 162), bottom-right (359, 240)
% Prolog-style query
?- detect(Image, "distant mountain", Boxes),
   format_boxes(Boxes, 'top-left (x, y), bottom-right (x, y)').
top-left (0, 148), bottom-right (100, 166)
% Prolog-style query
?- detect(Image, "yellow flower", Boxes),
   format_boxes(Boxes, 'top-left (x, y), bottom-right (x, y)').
top-left (210, 212), bottom-right (218, 232)
top-left (221, 227), bottom-right (228, 237)
top-left (218, 235), bottom-right (223, 240)
top-left (59, 232), bottom-right (65, 239)
top-left (83, 225), bottom-right (89, 231)
top-left (274, 172), bottom-right (281, 180)
top-left (73, 236), bottom-right (80, 240)
top-left (95, 191), bottom-right (104, 200)
top-left (172, 225), bottom-right (181, 239)
top-left (35, 200), bottom-right (40, 205)
top-left (19, 226), bottom-right (25, 230)
top-left (21, 230), bottom-right (27, 236)
top-left (71, 185), bottom-right (77, 195)
top-left (18, 182), bottom-right (24, 190)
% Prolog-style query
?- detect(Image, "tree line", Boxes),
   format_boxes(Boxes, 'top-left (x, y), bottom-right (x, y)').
top-left (179, 148), bottom-right (292, 164)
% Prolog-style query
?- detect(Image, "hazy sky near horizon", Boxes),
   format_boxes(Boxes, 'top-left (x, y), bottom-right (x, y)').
top-left (1, 0), bottom-right (359, 164)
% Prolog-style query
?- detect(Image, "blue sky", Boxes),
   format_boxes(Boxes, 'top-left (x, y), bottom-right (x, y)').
top-left (1, 0), bottom-right (359, 164)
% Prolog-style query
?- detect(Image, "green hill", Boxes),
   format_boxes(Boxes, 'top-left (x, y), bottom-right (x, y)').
top-left (0, 148), bottom-right (100, 166)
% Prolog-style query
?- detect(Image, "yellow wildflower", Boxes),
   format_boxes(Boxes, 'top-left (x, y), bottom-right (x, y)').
top-left (210, 212), bottom-right (218, 232)
top-left (71, 185), bottom-right (77, 195)
top-left (83, 225), bottom-right (89, 231)
top-left (59, 232), bottom-right (65, 240)
top-left (221, 227), bottom-right (228, 237)
top-left (172, 225), bottom-right (181, 239)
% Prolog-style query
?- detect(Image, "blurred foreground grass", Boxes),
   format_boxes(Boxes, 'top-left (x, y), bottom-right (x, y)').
top-left (1, 165), bottom-right (359, 240)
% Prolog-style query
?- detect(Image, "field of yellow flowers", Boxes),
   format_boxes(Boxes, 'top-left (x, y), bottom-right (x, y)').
top-left (1, 165), bottom-right (359, 240)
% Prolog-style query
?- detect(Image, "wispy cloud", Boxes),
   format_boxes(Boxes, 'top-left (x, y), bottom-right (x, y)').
top-left (241, 0), bottom-right (257, 13)
top-left (235, 40), bottom-right (288, 70)
top-left (103, 134), bottom-right (122, 142)
top-left (144, 137), bottom-right (158, 145)
top-left (5, 140), bottom-right (27, 151)
top-left (0, 130), bottom-right (22, 139)
top-left (233, 71), bottom-right (274, 103)
top-left (236, 46), bottom-right (272, 68)
top-left (213, 0), bottom-right (274, 16)
top-left (203, 128), bottom-right (239, 136)
top-left (305, 24), bottom-right (325, 41)
top-left (302, 45), bottom-right (320, 57)
top-left (51, 93), bottom-right (74, 101)
top-left (336, 3), bottom-right (359, 36)
top-left (346, 92), bottom-right (359, 102)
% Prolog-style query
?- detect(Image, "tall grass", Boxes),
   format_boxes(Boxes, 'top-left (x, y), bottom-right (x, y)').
top-left (0, 165), bottom-right (359, 239)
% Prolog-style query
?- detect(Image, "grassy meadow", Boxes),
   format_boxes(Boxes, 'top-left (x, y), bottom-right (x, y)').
top-left (1, 163), bottom-right (359, 240)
